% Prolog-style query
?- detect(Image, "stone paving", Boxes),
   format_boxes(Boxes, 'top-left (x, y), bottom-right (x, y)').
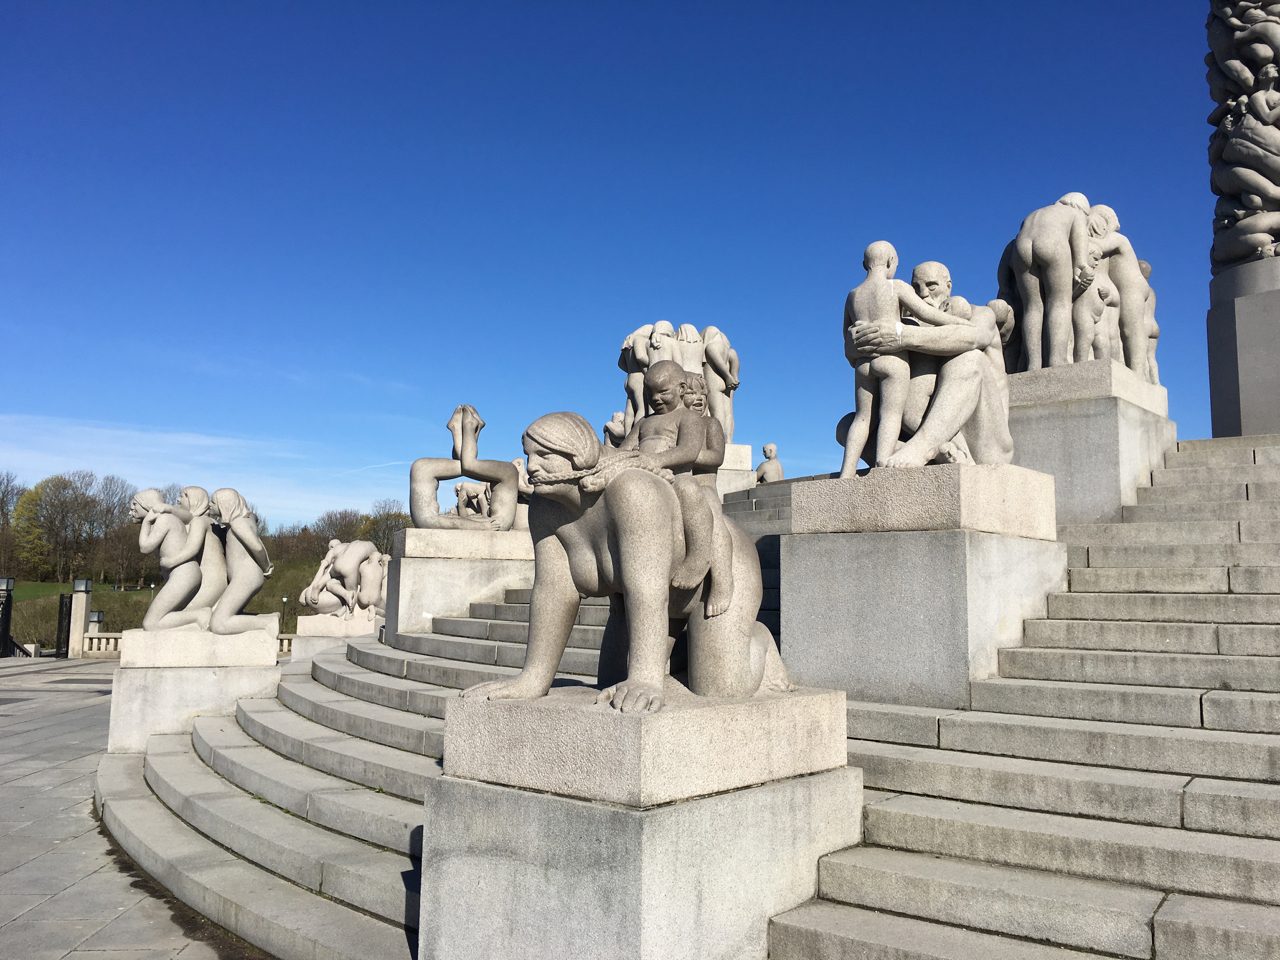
top-left (0, 657), bottom-right (268, 960)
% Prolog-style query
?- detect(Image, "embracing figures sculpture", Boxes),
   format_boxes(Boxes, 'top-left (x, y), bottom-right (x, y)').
top-left (463, 410), bottom-right (790, 714)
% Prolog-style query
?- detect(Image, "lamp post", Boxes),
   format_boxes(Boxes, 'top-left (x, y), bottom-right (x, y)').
top-left (0, 578), bottom-right (15, 658)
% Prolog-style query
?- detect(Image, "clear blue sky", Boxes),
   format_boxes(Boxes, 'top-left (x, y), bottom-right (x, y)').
top-left (1, 2), bottom-right (1213, 526)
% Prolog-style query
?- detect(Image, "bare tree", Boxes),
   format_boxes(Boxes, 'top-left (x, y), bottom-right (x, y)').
top-left (358, 498), bottom-right (411, 554)
top-left (0, 471), bottom-right (26, 576)
top-left (313, 509), bottom-right (364, 543)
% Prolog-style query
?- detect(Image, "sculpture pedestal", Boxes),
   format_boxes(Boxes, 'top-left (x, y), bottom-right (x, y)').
top-left (1007, 359), bottom-right (1175, 525)
top-left (420, 685), bottom-right (860, 960)
top-left (291, 611), bottom-right (381, 660)
top-left (780, 466), bottom-right (1067, 709)
top-left (716, 442), bottom-right (756, 497)
top-left (383, 528), bottom-right (534, 638)
top-left (107, 628), bottom-right (280, 753)
top-left (1207, 258), bottom-right (1280, 437)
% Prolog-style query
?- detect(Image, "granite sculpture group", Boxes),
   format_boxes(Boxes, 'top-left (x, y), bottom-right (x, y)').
top-left (299, 538), bottom-right (389, 622)
top-left (409, 404), bottom-right (520, 532)
top-left (130, 486), bottom-right (276, 637)
top-left (619, 322), bottom-right (740, 441)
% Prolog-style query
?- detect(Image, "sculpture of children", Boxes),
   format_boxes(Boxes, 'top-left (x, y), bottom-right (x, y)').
top-left (838, 241), bottom-right (972, 479)
top-left (131, 488), bottom-right (204, 631)
top-left (701, 325), bottom-right (740, 442)
top-left (150, 486), bottom-right (227, 629)
top-left (1088, 205), bottom-right (1152, 381)
top-left (620, 361), bottom-right (729, 612)
top-left (603, 411), bottom-right (627, 447)
top-left (618, 324), bottom-right (654, 432)
top-left (756, 443), bottom-right (784, 483)
top-left (209, 488), bottom-right (276, 636)
top-left (1138, 260), bottom-right (1161, 385)
top-left (681, 373), bottom-right (735, 616)
top-left (302, 538), bottom-right (385, 617)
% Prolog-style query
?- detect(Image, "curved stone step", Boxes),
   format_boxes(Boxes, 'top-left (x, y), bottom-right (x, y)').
top-left (314, 651), bottom-right (453, 718)
top-left (444, 613), bottom-right (604, 649)
top-left (143, 735), bottom-right (417, 927)
top-left (864, 793), bottom-right (1280, 905)
top-left (95, 754), bottom-right (412, 960)
top-left (192, 715), bottom-right (422, 855)
top-left (277, 675), bottom-right (446, 756)
top-left (819, 846), bottom-right (1162, 959)
top-left (393, 632), bottom-right (599, 676)
top-left (1047, 591), bottom-right (1280, 624)
top-left (938, 710), bottom-right (1280, 782)
top-left (485, 600), bottom-right (610, 627)
top-left (999, 646), bottom-right (1280, 691)
top-left (371, 636), bottom-right (594, 689)
top-left (236, 698), bottom-right (440, 801)
top-left (969, 677), bottom-right (1205, 727)
top-left (769, 900), bottom-right (1111, 959)
top-left (847, 738), bottom-right (1187, 828)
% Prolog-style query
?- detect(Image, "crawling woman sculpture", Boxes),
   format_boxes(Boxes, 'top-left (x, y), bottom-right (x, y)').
top-left (462, 412), bottom-right (790, 714)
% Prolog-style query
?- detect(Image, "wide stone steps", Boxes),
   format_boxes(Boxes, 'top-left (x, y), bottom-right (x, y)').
top-left (1123, 500), bottom-right (1280, 523)
top-left (278, 673), bottom-right (446, 756)
top-left (313, 652), bottom-right (455, 718)
top-left (1164, 441), bottom-right (1280, 468)
top-left (437, 612), bottom-right (605, 649)
top-left (1058, 519), bottom-right (1267, 546)
top-left (192, 715), bottom-right (423, 855)
top-left (352, 636), bottom-right (594, 689)
top-left (390, 630), bottom-right (601, 676)
top-left (1024, 618), bottom-right (1279, 655)
top-left (95, 754), bottom-right (412, 960)
top-left (142, 735), bottom-right (418, 927)
top-left (1136, 480), bottom-right (1278, 504)
top-left (1047, 591), bottom-right (1280, 623)
top-left (1153, 464), bottom-right (1280, 487)
top-left (970, 677), bottom-right (1205, 726)
top-left (1081, 543), bottom-right (1280, 568)
top-left (999, 646), bottom-right (1280, 692)
top-left (235, 697), bottom-right (441, 801)
top-left (848, 699), bottom-right (1280, 781)
top-left (818, 845), bottom-right (1163, 958)
top-left (1068, 565), bottom-right (1280, 593)
top-left (866, 792), bottom-right (1280, 905)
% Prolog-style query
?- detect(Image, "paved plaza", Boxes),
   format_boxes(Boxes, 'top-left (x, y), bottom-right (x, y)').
top-left (0, 657), bottom-right (267, 960)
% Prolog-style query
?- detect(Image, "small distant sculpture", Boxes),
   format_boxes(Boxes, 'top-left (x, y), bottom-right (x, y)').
top-left (1086, 205), bottom-right (1154, 382)
top-left (603, 411), bottom-right (627, 447)
top-left (460, 411), bottom-right (790, 714)
top-left (1139, 260), bottom-right (1161, 384)
top-left (410, 404), bottom-right (519, 531)
top-left (301, 539), bottom-right (388, 620)
top-left (618, 325), bottom-right (654, 432)
top-left (208, 488), bottom-right (276, 636)
top-left (701, 325), bottom-right (740, 442)
top-left (1206, 7), bottom-right (1280, 271)
top-left (452, 481), bottom-right (491, 520)
top-left (756, 443), bottom-right (783, 483)
top-left (840, 255), bottom-right (1014, 470)
top-left (838, 242), bottom-right (971, 478)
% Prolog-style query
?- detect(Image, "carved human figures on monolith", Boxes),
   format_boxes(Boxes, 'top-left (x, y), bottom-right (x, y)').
top-left (301, 539), bottom-right (389, 621)
top-left (755, 443), bottom-right (784, 483)
top-left (410, 404), bottom-right (519, 531)
top-left (701, 325), bottom-right (740, 442)
top-left (461, 411), bottom-right (790, 714)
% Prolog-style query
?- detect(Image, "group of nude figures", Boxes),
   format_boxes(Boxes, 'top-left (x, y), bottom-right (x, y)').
top-left (299, 539), bottom-right (389, 621)
top-left (614, 322), bottom-right (740, 442)
top-left (130, 486), bottom-right (276, 636)
top-left (1207, 2), bottom-right (1280, 271)
top-left (997, 193), bottom-right (1160, 382)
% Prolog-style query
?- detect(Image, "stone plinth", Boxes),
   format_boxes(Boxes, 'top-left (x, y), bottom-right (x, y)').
top-left (717, 442), bottom-right (756, 497)
top-left (107, 629), bottom-right (280, 753)
top-left (1208, 258), bottom-right (1280, 438)
top-left (781, 467), bottom-right (1067, 709)
top-left (1007, 359), bottom-right (1176, 524)
top-left (294, 611), bottom-right (381, 638)
top-left (444, 683), bottom-right (846, 807)
top-left (421, 687), bottom-right (860, 960)
top-left (384, 527), bottom-right (534, 638)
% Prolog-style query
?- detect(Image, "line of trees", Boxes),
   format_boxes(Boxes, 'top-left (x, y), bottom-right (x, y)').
top-left (0, 469), bottom-right (410, 586)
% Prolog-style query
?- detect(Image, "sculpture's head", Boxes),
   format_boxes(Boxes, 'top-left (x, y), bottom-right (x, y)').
top-left (764, 442), bottom-right (777, 460)
top-left (328, 539), bottom-right (341, 549)
top-left (522, 412), bottom-right (603, 486)
top-left (862, 240), bottom-right (898, 278)
top-left (129, 488), bottom-right (166, 522)
top-left (946, 295), bottom-right (973, 320)
top-left (180, 486), bottom-right (211, 517)
top-left (211, 488), bottom-right (252, 525)
top-left (650, 320), bottom-right (675, 349)
top-left (1088, 204), bottom-right (1120, 239)
top-left (701, 324), bottom-right (727, 347)
top-left (1138, 259), bottom-right (1153, 281)
top-left (682, 373), bottom-right (708, 414)
top-left (1263, 64), bottom-right (1280, 87)
top-left (1244, 9), bottom-right (1271, 26)
top-left (911, 262), bottom-right (951, 307)
top-left (676, 323), bottom-right (701, 343)
top-left (1056, 192), bottom-right (1091, 213)
top-left (644, 360), bottom-right (688, 414)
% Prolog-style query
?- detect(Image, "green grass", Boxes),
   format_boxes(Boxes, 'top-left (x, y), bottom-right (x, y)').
top-left (13, 580), bottom-right (68, 602)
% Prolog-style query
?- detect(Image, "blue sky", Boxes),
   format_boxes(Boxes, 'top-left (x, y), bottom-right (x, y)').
top-left (2, 2), bottom-right (1213, 526)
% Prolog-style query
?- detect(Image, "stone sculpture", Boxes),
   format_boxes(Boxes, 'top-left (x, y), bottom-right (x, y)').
top-left (461, 411), bottom-right (791, 714)
top-left (701, 325), bottom-right (740, 442)
top-left (618, 325), bottom-right (653, 432)
top-left (675, 323), bottom-right (705, 375)
top-left (603, 411), bottom-right (627, 447)
top-left (451, 481), bottom-right (491, 520)
top-left (131, 488), bottom-right (207, 631)
top-left (1207, 5), bottom-right (1280, 271)
top-left (300, 539), bottom-right (388, 620)
top-left (410, 404), bottom-right (519, 531)
top-left (146, 486), bottom-right (228, 630)
top-left (1086, 204), bottom-right (1155, 382)
top-left (1140, 260), bottom-right (1161, 384)
top-left (208, 488), bottom-right (276, 636)
top-left (840, 256), bottom-right (1014, 470)
top-left (755, 443), bottom-right (784, 483)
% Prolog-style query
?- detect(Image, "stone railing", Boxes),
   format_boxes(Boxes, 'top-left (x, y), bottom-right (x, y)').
top-left (78, 633), bottom-right (296, 660)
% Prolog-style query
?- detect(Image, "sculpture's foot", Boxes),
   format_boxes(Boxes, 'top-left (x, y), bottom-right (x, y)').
top-left (192, 608), bottom-right (211, 630)
top-left (704, 572), bottom-right (734, 618)
top-left (935, 440), bottom-right (973, 465)
top-left (596, 678), bottom-right (664, 713)
top-left (883, 444), bottom-right (932, 469)
top-left (461, 675), bottom-right (549, 701)
top-left (670, 555), bottom-right (711, 591)
top-left (760, 639), bottom-right (796, 694)
top-left (460, 404), bottom-right (486, 435)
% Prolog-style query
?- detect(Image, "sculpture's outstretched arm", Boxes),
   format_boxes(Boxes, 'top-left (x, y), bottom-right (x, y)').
top-left (704, 337), bottom-right (733, 382)
top-left (167, 516), bottom-right (209, 567)
top-left (853, 317), bottom-right (985, 358)
top-left (894, 281), bottom-right (967, 327)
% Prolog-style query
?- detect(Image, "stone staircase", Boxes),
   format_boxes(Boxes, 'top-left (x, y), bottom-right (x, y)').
top-left (94, 435), bottom-right (1280, 959)
top-left (770, 433), bottom-right (1280, 958)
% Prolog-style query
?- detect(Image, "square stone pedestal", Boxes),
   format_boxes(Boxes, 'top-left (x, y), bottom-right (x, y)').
top-left (1207, 258), bottom-right (1280, 437)
top-left (781, 465), bottom-right (1067, 709)
top-left (1007, 359), bottom-right (1176, 524)
top-left (717, 442), bottom-right (756, 497)
top-left (107, 628), bottom-right (280, 753)
top-left (383, 527), bottom-right (534, 638)
top-left (420, 684), bottom-right (861, 960)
